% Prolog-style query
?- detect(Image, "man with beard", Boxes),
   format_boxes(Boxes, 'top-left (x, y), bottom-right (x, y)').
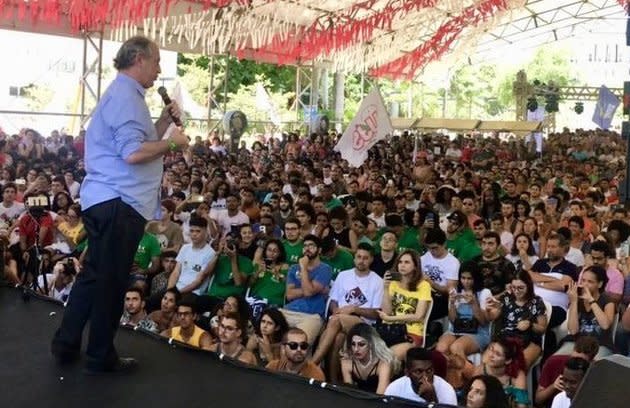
top-left (385, 347), bottom-right (457, 405)
top-left (266, 328), bottom-right (325, 381)
top-left (312, 243), bottom-right (382, 379)
top-left (281, 234), bottom-right (332, 345)
top-left (282, 217), bottom-right (304, 266)
top-left (550, 358), bottom-right (590, 408)
top-left (275, 193), bottom-right (294, 230)
top-left (209, 312), bottom-right (256, 365)
top-left (471, 231), bottom-right (516, 296)
top-left (119, 287), bottom-right (158, 333)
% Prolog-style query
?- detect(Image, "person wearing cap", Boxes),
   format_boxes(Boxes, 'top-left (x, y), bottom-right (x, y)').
top-left (446, 210), bottom-right (481, 263)
top-left (393, 193), bottom-right (415, 226)
top-left (321, 236), bottom-right (355, 281)
top-left (319, 182), bottom-right (343, 210)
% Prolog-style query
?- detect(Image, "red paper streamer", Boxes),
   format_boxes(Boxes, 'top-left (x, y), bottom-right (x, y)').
top-left (0, 0), bottom-right (249, 30)
top-left (371, 0), bottom-right (512, 79)
top-left (244, 0), bottom-right (439, 64)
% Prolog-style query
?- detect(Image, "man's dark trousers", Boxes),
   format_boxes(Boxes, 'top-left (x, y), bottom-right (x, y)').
top-left (52, 198), bottom-right (145, 369)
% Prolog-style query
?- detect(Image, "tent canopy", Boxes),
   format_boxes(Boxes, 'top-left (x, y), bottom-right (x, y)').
top-left (0, 0), bottom-right (625, 80)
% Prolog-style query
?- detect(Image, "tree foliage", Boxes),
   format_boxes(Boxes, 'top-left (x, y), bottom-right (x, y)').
top-left (176, 45), bottom-right (578, 126)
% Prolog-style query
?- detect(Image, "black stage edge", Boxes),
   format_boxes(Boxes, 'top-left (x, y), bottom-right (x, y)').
top-left (0, 286), bottom-right (456, 408)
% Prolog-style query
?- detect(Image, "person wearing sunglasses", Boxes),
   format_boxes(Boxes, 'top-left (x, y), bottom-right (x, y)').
top-left (265, 328), bottom-right (325, 381)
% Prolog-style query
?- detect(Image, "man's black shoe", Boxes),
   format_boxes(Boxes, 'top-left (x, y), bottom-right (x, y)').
top-left (51, 343), bottom-right (80, 365)
top-left (84, 357), bottom-right (138, 375)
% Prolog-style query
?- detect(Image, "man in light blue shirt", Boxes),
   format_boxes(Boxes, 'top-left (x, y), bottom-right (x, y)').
top-left (51, 36), bottom-right (189, 375)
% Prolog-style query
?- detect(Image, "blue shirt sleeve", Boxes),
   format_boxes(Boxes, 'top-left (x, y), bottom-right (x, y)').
top-left (100, 91), bottom-right (148, 160)
top-left (287, 265), bottom-right (300, 287)
top-left (312, 264), bottom-right (332, 288)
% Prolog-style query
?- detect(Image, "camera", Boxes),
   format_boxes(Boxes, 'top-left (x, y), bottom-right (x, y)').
top-left (25, 193), bottom-right (50, 218)
top-left (59, 258), bottom-right (77, 276)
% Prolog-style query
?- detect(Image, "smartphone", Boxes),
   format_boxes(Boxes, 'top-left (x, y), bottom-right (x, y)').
top-left (259, 225), bottom-right (266, 234)
top-left (230, 224), bottom-right (240, 237)
top-left (389, 272), bottom-right (403, 281)
top-left (577, 287), bottom-right (584, 297)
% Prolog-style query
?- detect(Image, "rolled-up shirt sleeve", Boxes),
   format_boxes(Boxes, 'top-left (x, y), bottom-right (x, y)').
top-left (102, 93), bottom-right (149, 161)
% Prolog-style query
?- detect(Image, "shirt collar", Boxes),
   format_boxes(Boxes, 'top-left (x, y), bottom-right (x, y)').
top-left (116, 72), bottom-right (146, 97)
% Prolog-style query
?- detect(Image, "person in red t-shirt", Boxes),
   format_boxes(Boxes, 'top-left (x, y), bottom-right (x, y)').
top-left (534, 336), bottom-right (599, 407)
top-left (18, 192), bottom-right (54, 282)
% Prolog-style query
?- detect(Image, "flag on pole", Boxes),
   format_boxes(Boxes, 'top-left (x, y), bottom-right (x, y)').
top-left (333, 88), bottom-right (393, 168)
top-left (592, 85), bottom-right (619, 130)
top-left (255, 83), bottom-right (281, 126)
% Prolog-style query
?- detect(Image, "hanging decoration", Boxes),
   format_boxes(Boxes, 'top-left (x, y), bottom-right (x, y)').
top-left (3, 0), bottom-right (623, 80)
top-left (244, 0), bottom-right (440, 63)
top-left (0, 0), bottom-right (249, 30)
top-left (574, 102), bottom-right (584, 114)
top-left (370, 0), bottom-right (524, 79)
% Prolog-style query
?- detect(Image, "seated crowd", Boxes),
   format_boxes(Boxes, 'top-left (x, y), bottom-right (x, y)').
top-left (2, 125), bottom-right (629, 408)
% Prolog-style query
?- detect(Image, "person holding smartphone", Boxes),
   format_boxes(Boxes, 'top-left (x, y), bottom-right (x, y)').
top-left (378, 250), bottom-right (432, 360)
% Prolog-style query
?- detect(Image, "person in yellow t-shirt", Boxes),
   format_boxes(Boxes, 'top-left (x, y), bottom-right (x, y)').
top-left (378, 249), bottom-right (432, 361)
top-left (55, 203), bottom-right (86, 251)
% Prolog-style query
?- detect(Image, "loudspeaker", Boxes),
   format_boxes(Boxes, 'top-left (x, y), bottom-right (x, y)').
top-left (571, 354), bottom-right (630, 408)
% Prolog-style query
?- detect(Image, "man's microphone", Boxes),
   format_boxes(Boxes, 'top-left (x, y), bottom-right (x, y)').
top-left (157, 86), bottom-right (182, 127)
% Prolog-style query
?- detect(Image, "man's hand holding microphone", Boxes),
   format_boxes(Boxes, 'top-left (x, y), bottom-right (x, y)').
top-left (158, 87), bottom-right (188, 151)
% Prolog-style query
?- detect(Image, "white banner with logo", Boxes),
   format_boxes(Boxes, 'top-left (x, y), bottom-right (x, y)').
top-left (333, 88), bottom-right (393, 167)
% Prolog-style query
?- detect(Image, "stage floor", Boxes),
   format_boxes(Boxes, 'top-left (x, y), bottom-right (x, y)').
top-left (0, 286), bottom-right (423, 408)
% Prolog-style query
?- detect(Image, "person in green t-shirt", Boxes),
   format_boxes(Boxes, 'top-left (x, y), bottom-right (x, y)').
top-left (249, 238), bottom-right (288, 307)
top-left (134, 232), bottom-right (161, 272)
top-left (446, 210), bottom-right (482, 263)
top-left (131, 232), bottom-right (161, 291)
top-left (282, 217), bottom-right (303, 266)
top-left (206, 241), bottom-right (254, 299)
top-left (321, 236), bottom-right (355, 280)
top-left (381, 213), bottom-right (422, 254)
top-left (319, 184), bottom-right (343, 210)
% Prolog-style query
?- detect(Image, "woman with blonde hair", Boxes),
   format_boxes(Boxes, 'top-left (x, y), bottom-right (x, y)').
top-left (340, 323), bottom-right (398, 394)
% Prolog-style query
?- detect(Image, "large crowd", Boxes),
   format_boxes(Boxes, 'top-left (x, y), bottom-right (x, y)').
top-left (1, 124), bottom-right (628, 408)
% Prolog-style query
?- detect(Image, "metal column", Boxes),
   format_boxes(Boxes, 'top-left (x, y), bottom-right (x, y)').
top-left (79, 30), bottom-right (104, 128)
top-left (292, 65), bottom-right (313, 125)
